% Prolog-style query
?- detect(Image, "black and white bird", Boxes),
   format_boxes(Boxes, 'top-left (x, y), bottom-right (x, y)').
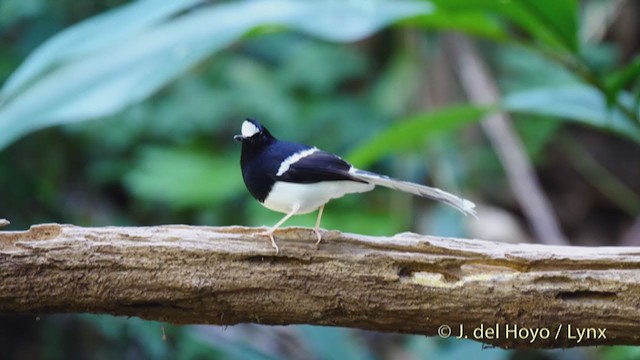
top-left (235, 118), bottom-right (476, 253)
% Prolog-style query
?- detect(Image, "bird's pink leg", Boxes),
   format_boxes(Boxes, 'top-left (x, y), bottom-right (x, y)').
top-left (261, 204), bottom-right (300, 255)
top-left (314, 204), bottom-right (325, 248)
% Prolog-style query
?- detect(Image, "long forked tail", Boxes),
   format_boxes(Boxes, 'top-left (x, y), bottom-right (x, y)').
top-left (349, 168), bottom-right (477, 217)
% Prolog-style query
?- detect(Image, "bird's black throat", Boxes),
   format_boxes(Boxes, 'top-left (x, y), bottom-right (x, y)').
top-left (237, 122), bottom-right (287, 202)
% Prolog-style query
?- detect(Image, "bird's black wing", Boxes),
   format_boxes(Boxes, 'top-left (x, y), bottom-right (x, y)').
top-left (274, 150), bottom-right (367, 184)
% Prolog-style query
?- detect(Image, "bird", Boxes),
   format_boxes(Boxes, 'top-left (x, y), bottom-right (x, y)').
top-left (234, 118), bottom-right (476, 254)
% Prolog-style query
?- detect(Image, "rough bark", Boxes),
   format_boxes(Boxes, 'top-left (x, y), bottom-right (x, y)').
top-left (1, 224), bottom-right (639, 349)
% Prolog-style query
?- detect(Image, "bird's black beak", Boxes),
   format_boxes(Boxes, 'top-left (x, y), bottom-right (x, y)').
top-left (234, 135), bottom-right (243, 142)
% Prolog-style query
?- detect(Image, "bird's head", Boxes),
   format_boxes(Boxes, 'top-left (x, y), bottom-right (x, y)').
top-left (234, 118), bottom-right (274, 147)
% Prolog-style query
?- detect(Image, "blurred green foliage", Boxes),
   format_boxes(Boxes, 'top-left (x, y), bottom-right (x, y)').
top-left (1, 0), bottom-right (639, 359)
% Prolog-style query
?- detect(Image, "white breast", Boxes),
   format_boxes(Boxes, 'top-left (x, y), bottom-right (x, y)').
top-left (263, 180), bottom-right (374, 215)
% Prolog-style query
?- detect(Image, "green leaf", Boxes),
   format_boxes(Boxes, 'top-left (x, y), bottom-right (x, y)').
top-left (425, 0), bottom-right (578, 51)
top-left (496, 44), bottom-right (580, 93)
top-left (516, 0), bottom-right (578, 52)
top-left (496, 1), bottom-right (572, 51)
top-left (607, 56), bottom-right (640, 99)
top-left (407, 10), bottom-right (507, 40)
top-left (503, 85), bottom-right (640, 142)
top-left (347, 84), bottom-right (639, 172)
top-left (280, 0), bottom-right (433, 42)
top-left (124, 147), bottom-right (244, 209)
top-left (0, 0), bottom-right (204, 100)
top-left (0, 5), bottom-right (246, 150)
top-left (0, 0), bottom-right (432, 150)
top-left (346, 105), bottom-right (490, 167)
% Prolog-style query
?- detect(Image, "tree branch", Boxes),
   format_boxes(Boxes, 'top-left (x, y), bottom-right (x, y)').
top-left (1, 224), bottom-right (639, 349)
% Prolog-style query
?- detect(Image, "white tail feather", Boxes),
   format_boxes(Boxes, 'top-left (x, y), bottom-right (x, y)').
top-left (350, 169), bottom-right (477, 217)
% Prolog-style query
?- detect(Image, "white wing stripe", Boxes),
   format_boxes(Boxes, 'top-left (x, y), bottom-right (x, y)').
top-left (276, 148), bottom-right (319, 176)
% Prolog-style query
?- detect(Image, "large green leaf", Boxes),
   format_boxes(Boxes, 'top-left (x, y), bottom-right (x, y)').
top-left (517, 0), bottom-right (578, 52)
top-left (0, 0), bottom-right (204, 101)
top-left (424, 0), bottom-right (578, 51)
top-left (346, 85), bottom-right (639, 170)
top-left (346, 105), bottom-right (490, 167)
top-left (0, 0), bottom-right (432, 150)
top-left (503, 85), bottom-right (640, 142)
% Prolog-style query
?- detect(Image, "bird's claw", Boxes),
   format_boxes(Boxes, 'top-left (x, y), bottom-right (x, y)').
top-left (269, 233), bottom-right (280, 255)
top-left (257, 228), bottom-right (322, 254)
top-left (314, 228), bottom-right (322, 249)
top-left (257, 230), bottom-right (279, 255)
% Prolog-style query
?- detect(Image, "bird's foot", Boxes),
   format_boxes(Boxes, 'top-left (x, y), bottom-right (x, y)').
top-left (314, 228), bottom-right (323, 249)
top-left (257, 229), bottom-right (279, 255)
